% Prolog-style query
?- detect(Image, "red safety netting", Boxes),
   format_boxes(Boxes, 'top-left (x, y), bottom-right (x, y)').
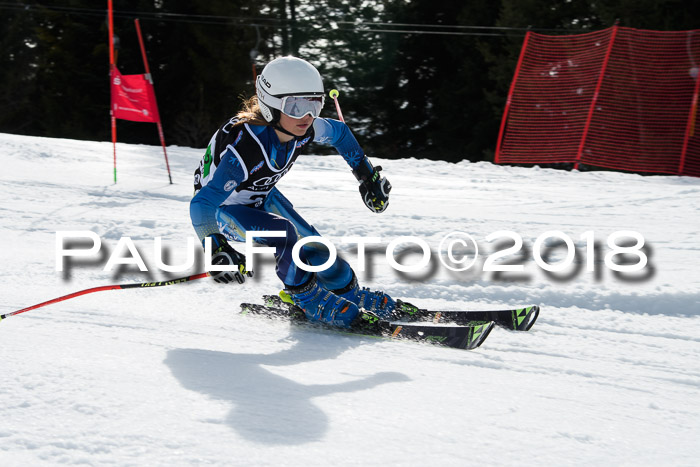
top-left (495, 26), bottom-right (700, 177)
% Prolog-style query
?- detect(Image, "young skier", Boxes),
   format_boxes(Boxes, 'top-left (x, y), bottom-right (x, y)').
top-left (190, 56), bottom-right (394, 329)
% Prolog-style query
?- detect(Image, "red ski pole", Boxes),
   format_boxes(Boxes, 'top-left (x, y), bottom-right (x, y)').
top-left (0, 273), bottom-right (210, 323)
top-left (329, 89), bottom-right (345, 123)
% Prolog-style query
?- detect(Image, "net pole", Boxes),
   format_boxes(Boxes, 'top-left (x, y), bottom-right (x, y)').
top-left (134, 18), bottom-right (172, 184)
top-left (679, 64), bottom-right (700, 175)
top-left (495, 31), bottom-right (531, 164)
top-left (574, 25), bottom-right (619, 170)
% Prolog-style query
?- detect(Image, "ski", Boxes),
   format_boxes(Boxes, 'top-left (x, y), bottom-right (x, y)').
top-left (262, 294), bottom-right (540, 331)
top-left (240, 302), bottom-right (494, 351)
top-left (394, 300), bottom-right (540, 331)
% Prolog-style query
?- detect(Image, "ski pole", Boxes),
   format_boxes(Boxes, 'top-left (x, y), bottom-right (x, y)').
top-left (329, 89), bottom-right (345, 123)
top-left (0, 272), bottom-right (210, 323)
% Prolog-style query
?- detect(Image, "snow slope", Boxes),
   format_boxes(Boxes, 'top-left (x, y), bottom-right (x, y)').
top-left (1, 132), bottom-right (699, 466)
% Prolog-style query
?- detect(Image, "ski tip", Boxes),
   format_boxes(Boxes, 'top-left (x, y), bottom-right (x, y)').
top-left (510, 305), bottom-right (540, 331)
top-left (524, 306), bottom-right (540, 331)
top-left (519, 305), bottom-right (539, 331)
top-left (467, 321), bottom-right (495, 350)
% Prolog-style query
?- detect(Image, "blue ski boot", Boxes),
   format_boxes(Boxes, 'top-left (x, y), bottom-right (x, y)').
top-left (284, 275), bottom-right (360, 328)
top-left (332, 273), bottom-right (397, 319)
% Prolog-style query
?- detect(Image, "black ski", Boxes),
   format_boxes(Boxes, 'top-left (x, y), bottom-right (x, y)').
top-left (394, 301), bottom-right (540, 331)
top-left (261, 294), bottom-right (540, 331)
top-left (240, 302), bottom-right (494, 351)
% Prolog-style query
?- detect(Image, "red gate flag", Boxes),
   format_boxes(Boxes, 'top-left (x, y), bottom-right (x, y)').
top-left (110, 67), bottom-right (160, 123)
top-left (108, 1), bottom-right (171, 184)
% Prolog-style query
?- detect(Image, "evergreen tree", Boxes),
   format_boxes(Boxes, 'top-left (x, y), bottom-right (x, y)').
top-left (1, 0), bottom-right (698, 159)
top-left (15, 1), bottom-right (109, 141)
top-left (0, 1), bottom-right (40, 134)
top-left (113, 0), bottom-right (275, 147)
top-left (365, 0), bottom-right (501, 162)
top-left (595, 0), bottom-right (700, 30)
top-left (291, 0), bottom-right (398, 156)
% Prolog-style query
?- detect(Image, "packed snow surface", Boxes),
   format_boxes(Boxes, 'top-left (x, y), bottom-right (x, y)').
top-left (1, 133), bottom-right (699, 466)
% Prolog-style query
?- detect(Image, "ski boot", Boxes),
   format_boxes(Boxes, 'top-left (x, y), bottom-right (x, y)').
top-left (284, 274), bottom-right (359, 328)
top-left (332, 273), bottom-right (397, 319)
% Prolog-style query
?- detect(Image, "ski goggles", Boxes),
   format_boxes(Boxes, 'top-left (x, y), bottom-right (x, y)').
top-left (279, 95), bottom-right (325, 119)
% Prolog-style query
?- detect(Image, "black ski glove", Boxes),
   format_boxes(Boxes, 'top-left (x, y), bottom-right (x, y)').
top-left (354, 163), bottom-right (391, 213)
top-left (207, 234), bottom-right (254, 284)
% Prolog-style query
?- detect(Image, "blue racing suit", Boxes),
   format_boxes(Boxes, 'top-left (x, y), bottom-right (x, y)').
top-left (190, 117), bottom-right (374, 289)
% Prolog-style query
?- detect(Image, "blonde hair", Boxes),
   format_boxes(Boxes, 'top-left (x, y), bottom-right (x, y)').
top-left (235, 95), bottom-right (269, 126)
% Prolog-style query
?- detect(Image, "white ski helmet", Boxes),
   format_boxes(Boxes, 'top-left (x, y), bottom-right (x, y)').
top-left (256, 56), bottom-right (325, 122)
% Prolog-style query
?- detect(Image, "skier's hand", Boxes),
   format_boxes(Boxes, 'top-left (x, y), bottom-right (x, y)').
top-left (359, 166), bottom-right (391, 213)
top-left (208, 234), bottom-right (254, 284)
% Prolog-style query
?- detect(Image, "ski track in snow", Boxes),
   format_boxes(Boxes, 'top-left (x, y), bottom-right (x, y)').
top-left (1, 133), bottom-right (699, 466)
